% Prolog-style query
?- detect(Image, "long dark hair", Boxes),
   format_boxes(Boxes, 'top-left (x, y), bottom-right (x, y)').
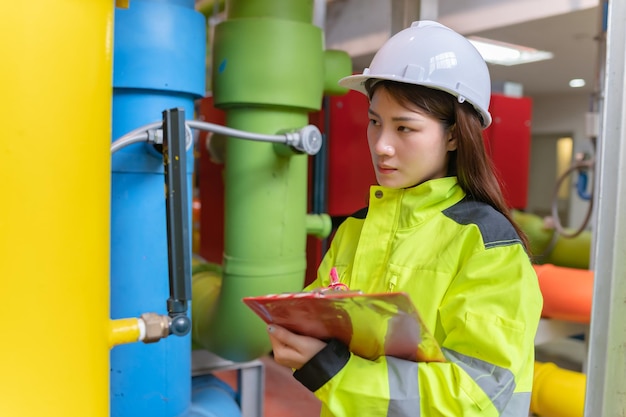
top-left (365, 79), bottom-right (530, 251)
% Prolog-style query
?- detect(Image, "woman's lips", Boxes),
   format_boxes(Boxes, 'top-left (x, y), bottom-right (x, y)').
top-left (377, 165), bottom-right (396, 175)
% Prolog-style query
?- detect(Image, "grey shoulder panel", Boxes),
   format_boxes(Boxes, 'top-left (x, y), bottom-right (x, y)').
top-left (442, 197), bottom-right (522, 249)
top-left (350, 207), bottom-right (368, 220)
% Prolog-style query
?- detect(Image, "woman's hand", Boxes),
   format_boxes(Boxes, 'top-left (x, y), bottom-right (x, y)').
top-left (267, 324), bottom-right (327, 370)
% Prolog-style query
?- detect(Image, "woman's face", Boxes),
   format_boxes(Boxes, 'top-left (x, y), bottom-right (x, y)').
top-left (367, 88), bottom-right (456, 189)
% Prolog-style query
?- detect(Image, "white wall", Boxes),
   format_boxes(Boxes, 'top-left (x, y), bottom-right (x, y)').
top-left (530, 92), bottom-right (596, 229)
top-left (527, 133), bottom-right (560, 217)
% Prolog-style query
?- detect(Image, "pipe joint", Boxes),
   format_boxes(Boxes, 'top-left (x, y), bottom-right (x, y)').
top-left (284, 125), bottom-right (323, 155)
top-left (169, 314), bottom-right (191, 337)
top-left (150, 125), bottom-right (194, 152)
top-left (306, 213), bottom-right (332, 238)
top-left (140, 313), bottom-right (171, 343)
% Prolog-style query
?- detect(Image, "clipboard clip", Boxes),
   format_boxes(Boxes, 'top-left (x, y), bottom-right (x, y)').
top-left (312, 267), bottom-right (352, 294)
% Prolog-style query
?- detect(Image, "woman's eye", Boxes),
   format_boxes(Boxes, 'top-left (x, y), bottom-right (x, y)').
top-left (369, 119), bottom-right (380, 126)
top-left (397, 126), bottom-right (412, 133)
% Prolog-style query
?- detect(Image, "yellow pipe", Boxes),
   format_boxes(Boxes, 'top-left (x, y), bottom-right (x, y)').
top-left (531, 362), bottom-right (586, 417)
top-left (0, 1), bottom-right (114, 416)
top-left (109, 318), bottom-right (143, 348)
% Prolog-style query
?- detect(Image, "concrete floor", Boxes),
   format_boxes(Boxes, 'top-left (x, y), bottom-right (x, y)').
top-left (214, 355), bottom-right (321, 417)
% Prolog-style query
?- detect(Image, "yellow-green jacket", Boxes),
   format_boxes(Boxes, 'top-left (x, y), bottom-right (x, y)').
top-left (295, 177), bottom-right (543, 417)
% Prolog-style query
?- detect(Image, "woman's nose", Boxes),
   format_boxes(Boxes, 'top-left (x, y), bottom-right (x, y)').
top-left (374, 135), bottom-right (395, 156)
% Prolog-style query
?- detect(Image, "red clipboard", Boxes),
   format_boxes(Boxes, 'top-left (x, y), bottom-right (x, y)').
top-left (243, 291), bottom-right (445, 362)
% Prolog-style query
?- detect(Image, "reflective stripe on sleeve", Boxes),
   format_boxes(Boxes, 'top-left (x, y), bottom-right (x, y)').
top-left (386, 357), bottom-right (420, 416)
top-left (500, 392), bottom-right (531, 417)
top-left (443, 348), bottom-right (516, 414)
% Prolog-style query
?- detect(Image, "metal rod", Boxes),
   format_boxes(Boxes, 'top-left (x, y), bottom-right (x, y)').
top-left (162, 107), bottom-right (192, 336)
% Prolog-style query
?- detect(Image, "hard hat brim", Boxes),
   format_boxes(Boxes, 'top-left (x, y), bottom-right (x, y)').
top-left (337, 73), bottom-right (492, 128)
top-left (337, 74), bottom-right (379, 96)
top-left (339, 72), bottom-right (476, 101)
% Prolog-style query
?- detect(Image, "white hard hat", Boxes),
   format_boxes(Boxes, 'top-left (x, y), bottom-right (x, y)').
top-left (339, 20), bottom-right (492, 128)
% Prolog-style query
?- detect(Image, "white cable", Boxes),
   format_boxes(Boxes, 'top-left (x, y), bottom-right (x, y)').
top-left (110, 132), bottom-right (149, 153)
top-left (111, 119), bottom-right (322, 155)
top-left (186, 120), bottom-right (287, 144)
top-left (111, 121), bottom-right (162, 153)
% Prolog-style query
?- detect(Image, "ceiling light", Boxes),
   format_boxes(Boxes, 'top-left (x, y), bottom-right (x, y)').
top-left (569, 78), bottom-right (586, 88)
top-left (468, 36), bottom-right (554, 66)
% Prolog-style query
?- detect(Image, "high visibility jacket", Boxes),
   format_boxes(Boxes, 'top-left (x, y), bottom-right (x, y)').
top-left (294, 177), bottom-right (543, 417)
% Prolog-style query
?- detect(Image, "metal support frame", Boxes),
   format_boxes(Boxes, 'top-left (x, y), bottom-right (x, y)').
top-left (584, 1), bottom-right (626, 415)
top-left (191, 350), bottom-right (265, 417)
top-left (534, 318), bottom-right (588, 347)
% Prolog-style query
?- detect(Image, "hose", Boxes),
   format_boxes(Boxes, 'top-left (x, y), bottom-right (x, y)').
top-left (549, 158), bottom-right (595, 239)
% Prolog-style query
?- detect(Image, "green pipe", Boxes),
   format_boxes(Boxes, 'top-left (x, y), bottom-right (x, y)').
top-left (195, 0), bottom-right (225, 18)
top-left (306, 213), bottom-right (332, 238)
top-left (513, 210), bottom-right (591, 270)
top-left (191, 263), bottom-right (222, 351)
top-left (211, 18), bottom-right (324, 110)
top-left (192, 0), bottom-right (350, 362)
top-left (323, 49), bottom-right (351, 96)
top-left (190, 208), bottom-right (332, 353)
top-left (210, 108), bottom-right (310, 361)
top-left (547, 232), bottom-right (591, 270)
top-left (228, 0), bottom-right (314, 22)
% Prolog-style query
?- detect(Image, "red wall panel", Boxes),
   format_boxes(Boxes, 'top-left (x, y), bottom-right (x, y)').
top-left (196, 96), bottom-right (227, 265)
top-left (324, 91), bottom-right (377, 216)
top-left (483, 94), bottom-right (532, 210)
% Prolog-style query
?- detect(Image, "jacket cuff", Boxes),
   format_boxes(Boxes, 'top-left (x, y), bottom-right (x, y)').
top-left (293, 338), bottom-right (350, 392)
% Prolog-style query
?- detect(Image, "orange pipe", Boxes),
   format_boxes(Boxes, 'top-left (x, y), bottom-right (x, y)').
top-left (534, 264), bottom-right (594, 324)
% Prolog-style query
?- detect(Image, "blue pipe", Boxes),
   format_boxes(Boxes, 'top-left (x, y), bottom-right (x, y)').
top-left (188, 375), bottom-right (242, 417)
top-left (111, 1), bottom-right (209, 416)
top-left (576, 171), bottom-right (592, 201)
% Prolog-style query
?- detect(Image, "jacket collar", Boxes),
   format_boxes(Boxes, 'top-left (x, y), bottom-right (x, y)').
top-left (368, 177), bottom-right (465, 228)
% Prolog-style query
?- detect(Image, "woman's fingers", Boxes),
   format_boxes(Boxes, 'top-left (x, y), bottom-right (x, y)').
top-left (267, 325), bottom-right (327, 369)
top-left (268, 324), bottom-right (299, 346)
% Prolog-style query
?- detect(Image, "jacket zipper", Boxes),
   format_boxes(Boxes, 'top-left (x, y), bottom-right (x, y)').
top-left (388, 274), bottom-right (398, 293)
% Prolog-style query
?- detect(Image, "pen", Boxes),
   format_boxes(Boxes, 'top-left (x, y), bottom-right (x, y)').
top-left (328, 267), bottom-right (349, 291)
